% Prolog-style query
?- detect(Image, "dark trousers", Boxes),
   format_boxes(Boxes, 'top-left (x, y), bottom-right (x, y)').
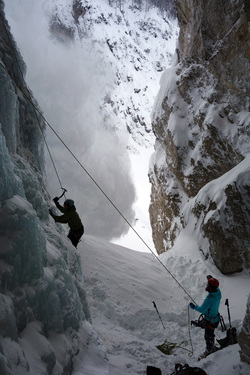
top-left (204, 320), bottom-right (219, 352)
top-left (68, 226), bottom-right (84, 248)
top-left (192, 317), bottom-right (219, 352)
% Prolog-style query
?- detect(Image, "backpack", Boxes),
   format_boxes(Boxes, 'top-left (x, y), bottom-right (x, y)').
top-left (147, 366), bottom-right (162, 375)
top-left (217, 327), bottom-right (237, 348)
top-left (171, 363), bottom-right (208, 375)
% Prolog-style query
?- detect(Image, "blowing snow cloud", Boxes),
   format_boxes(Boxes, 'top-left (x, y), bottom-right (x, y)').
top-left (5, 0), bottom-right (136, 240)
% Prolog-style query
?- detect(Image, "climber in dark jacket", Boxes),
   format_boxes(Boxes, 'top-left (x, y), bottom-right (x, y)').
top-left (49, 197), bottom-right (84, 248)
top-left (190, 276), bottom-right (221, 356)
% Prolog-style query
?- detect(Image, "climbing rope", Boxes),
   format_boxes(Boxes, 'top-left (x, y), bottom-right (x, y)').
top-left (187, 305), bottom-right (194, 356)
top-left (0, 10), bottom-right (197, 306)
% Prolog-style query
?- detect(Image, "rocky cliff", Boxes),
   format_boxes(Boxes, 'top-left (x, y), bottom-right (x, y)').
top-left (149, 0), bottom-right (250, 364)
top-left (238, 294), bottom-right (250, 364)
top-left (46, 0), bottom-right (177, 150)
top-left (149, 0), bottom-right (250, 273)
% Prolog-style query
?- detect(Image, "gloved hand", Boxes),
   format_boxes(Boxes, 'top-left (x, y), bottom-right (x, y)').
top-left (189, 303), bottom-right (195, 310)
top-left (53, 197), bottom-right (59, 203)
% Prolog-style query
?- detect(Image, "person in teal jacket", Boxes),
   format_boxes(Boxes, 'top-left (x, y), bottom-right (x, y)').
top-left (190, 276), bottom-right (222, 356)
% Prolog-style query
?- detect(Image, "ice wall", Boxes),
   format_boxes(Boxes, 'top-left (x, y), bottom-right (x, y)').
top-left (0, 2), bottom-right (96, 373)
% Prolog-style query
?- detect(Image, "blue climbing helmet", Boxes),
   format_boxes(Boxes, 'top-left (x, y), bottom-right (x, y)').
top-left (64, 199), bottom-right (75, 208)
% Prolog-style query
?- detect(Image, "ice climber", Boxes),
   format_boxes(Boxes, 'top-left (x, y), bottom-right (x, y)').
top-left (49, 197), bottom-right (84, 248)
top-left (189, 275), bottom-right (221, 357)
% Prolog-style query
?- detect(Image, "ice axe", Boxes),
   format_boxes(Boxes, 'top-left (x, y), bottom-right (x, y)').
top-left (58, 188), bottom-right (67, 200)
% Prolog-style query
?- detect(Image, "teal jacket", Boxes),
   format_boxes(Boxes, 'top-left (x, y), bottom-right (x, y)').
top-left (194, 288), bottom-right (221, 323)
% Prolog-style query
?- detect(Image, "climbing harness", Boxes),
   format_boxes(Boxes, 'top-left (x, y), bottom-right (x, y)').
top-left (191, 314), bottom-right (220, 331)
top-left (191, 301), bottom-right (227, 333)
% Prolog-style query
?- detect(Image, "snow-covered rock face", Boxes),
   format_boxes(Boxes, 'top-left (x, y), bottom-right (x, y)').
top-left (0, 4), bottom-right (92, 373)
top-left (238, 294), bottom-right (250, 364)
top-left (46, 0), bottom-right (177, 149)
top-left (149, 2), bottom-right (250, 362)
top-left (149, 0), bottom-right (250, 273)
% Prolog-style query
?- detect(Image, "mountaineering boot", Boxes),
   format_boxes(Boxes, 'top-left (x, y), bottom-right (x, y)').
top-left (198, 344), bottom-right (219, 360)
top-left (198, 351), bottom-right (210, 360)
top-left (173, 363), bottom-right (208, 374)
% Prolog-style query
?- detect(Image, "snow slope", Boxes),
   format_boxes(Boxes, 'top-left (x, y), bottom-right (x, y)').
top-left (79, 234), bottom-right (250, 375)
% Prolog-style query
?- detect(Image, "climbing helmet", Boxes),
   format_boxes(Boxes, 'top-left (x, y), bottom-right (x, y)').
top-left (207, 278), bottom-right (219, 287)
top-left (64, 199), bottom-right (75, 207)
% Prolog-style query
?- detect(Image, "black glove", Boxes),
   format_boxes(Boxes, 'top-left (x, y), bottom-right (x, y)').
top-left (53, 197), bottom-right (59, 203)
top-left (189, 303), bottom-right (195, 310)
